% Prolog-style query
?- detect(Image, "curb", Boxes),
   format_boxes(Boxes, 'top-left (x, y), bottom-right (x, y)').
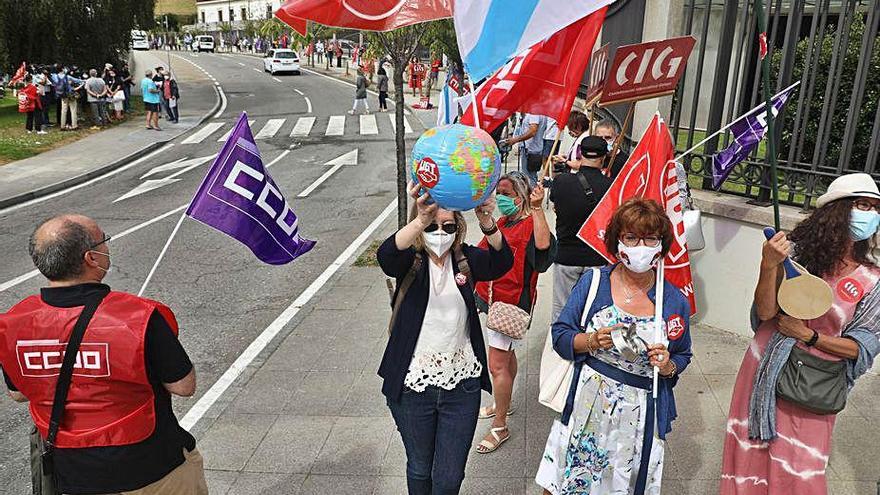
top-left (0, 82), bottom-right (222, 210)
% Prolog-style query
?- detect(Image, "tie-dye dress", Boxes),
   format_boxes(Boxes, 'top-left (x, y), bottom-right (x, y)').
top-left (720, 265), bottom-right (880, 494)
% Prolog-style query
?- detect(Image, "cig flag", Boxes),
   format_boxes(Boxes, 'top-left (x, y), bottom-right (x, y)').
top-left (454, 0), bottom-right (612, 82)
top-left (187, 113), bottom-right (316, 264)
top-left (459, 8), bottom-right (606, 133)
top-left (711, 82), bottom-right (798, 190)
top-left (577, 114), bottom-right (697, 314)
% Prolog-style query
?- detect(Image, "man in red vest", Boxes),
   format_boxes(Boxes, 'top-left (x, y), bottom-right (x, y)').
top-left (0, 214), bottom-right (207, 494)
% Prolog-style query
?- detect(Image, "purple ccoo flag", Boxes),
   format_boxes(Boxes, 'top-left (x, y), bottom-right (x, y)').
top-left (186, 112), bottom-right (315, 264)
top-left (711, 82), bottom-right (798, 190)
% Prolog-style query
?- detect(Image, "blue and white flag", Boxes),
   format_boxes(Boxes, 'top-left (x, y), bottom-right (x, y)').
top-left (454, 0), bottom-right (613, 82)
top-left (437, 73), bottom-right (457, 127)
top-left (711, 82), bottom-right (798, 190)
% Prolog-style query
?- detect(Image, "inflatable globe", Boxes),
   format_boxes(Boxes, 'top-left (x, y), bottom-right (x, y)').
top-left (410, 124), bottom-right (502, 211)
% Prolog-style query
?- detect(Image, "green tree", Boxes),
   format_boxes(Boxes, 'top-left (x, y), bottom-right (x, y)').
top-left (424, 19), bottom-right (462, 80)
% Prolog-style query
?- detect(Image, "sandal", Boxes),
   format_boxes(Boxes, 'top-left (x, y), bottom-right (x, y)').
top-left (478, 404), bottom-right (516, 420)
top-left (476, 426), bottom-right (509, 454)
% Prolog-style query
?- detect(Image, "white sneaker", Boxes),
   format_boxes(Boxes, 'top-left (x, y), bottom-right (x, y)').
top-left (347, 110), bottom-right (355, 115)
top-left (37, 130), bottom-right (47, 135)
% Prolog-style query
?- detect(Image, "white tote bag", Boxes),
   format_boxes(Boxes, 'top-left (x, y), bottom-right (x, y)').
top-left (539, 268), bottom-right (601, 412)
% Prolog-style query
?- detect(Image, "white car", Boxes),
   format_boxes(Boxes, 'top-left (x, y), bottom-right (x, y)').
top-left (196, 35), bottom-right (215, 53)
top-left (131, 37), bottom-right (149, 50)
top-left (264, 49), bottom-right (301, 75)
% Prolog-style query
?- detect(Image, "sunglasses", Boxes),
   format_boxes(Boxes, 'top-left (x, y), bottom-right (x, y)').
top-left (424, 223), bottom-right (458, 234)
top-left (89, 233), bottom-right (112, 249)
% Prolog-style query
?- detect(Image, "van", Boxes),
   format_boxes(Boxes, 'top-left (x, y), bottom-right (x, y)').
top-left (131, 30), bottom-right (149, 50)
top-left (196, 35), bottom-right (215, 53)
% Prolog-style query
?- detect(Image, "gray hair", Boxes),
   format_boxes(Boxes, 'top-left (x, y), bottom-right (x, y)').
top-left (89, 69), bottom-right (97, 77)
top-left (595, 119), bottom-right (619, 135)
top-left (28, 219), bottom-right (92, 281)
top-left (499, 172), bottom-right (532, 215)
top-left (145, 70), bottom-right (153, 78)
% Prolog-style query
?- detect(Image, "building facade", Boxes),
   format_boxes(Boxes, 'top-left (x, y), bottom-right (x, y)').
top-left (195, 0), bottom-right (282, 30)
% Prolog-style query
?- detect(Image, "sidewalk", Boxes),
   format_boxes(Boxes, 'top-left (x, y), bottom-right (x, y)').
top-left (194, 212), bottom-right (880, 495)
top-left (0, 50), bottom-right (219, 209)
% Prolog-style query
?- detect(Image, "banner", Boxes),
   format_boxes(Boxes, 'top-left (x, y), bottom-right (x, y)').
top-left (459, 8), bottom-right (606, 133)
top-left (275, 0), bottom-right (452, 34)
top-left (585, 44), bottom-right (610, 105)
top-left (577, 114), bottom-right (696, 314)
top-left (600, 36), bottom-right (696, 106)
top-left (187, 113), bottom-right (316, 265)
top-left (711, 83), bottom-right (798, 189)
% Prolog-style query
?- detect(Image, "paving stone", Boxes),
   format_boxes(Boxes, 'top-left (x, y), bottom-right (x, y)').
top-left (204, 469), bottom-right (238, 495)
top-left (298, 474), bottom-right (379, 494)
top-left (227, 370), bottom-right (305, 415)
top-left (659, 478), bottom-right (720, 494)
top-left (314, 284), bottom-right (372, 310)
top-left (466, 418), bottom-right (527, 478)
top-left (673, 371), bottom-right (726, 416)
top-left (200, 413), bottom-right (277, 471)
top-left (372, 475), bottom-right (408, 494)
top-left (664, 414), bottom-right (727, 481)
top-left (690, 329), bottom-right (749, 375)
top-left (704, 373), bottom-right (736, 415)
top-left (283, 371), bottom-right (358, 416)
top-left (245, 416), bottom-right (335, 473)
top-left (339, 371), bottom-right (389, 417)
top-left (263, 335), bottom-right (333, 372)
top-left (289, 308), bottom-right (350, 339)
top-left (312, 416), bottom-right (395, 475)
top-left (460, 476), bottom-right (527, 494)
top-left (308, 336), bottom-right (379, 373)
top-left (226, 472), bottom-right (306, 494)
top-left (334, 266), bottom-right (381, 288)
top-left (828, 481), bottom-right (878, 495)
top-left (381, 433), bottom-right (407, 476)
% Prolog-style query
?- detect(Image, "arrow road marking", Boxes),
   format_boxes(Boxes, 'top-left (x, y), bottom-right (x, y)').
top-left (298, 149), bottom-right (358, 198)
top-left (115, 154), bottom-right (217, 202)
top-left (181, 122), bottom-right (225, 144)
top-left (140, 155), bottom-right (216, 179)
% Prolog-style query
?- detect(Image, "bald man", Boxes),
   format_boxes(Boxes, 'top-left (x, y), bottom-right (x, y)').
top-left (0, 215), bottom-right (207, 495)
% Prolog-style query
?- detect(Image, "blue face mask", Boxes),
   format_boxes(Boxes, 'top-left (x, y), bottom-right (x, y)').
top-left (606, 142), bottom-right (613, 152)
top-left (850, 209), bottom-right (880, 241)
top-left (496, 194), bottom-right (519, 217)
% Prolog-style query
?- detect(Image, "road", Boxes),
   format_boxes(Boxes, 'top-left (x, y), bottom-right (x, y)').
top-left (0, 50), bottom-right (426, 492)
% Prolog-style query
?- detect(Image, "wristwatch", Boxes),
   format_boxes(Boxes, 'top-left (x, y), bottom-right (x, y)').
top-left (805, 330), bottom-right (819, 347)
top-left (480, 221), bottom-right (498, 236)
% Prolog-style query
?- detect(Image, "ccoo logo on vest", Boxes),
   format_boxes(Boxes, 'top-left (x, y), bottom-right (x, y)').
top-left (16, 340), bottom-right (110, 378)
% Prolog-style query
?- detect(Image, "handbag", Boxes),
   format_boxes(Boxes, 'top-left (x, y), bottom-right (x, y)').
top-left (776, 345), bottom-right (848, 415)
top-left (30, 293), bottom-right (106, 495)
top-left (112, 90), bottom-right (125, 102)
top-left (539, 267), bottom-right (601, 412)
top-left (485, 281), bottom-right (531, 340)
top-left (682, 191), bottom-right (705, 251)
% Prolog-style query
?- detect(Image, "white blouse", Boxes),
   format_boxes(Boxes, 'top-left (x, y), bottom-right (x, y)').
top-left (403, 256), bottom-right (482, 392)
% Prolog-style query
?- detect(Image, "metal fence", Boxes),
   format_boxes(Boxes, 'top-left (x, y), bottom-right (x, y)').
top-left (665, 0), bottom-right (879, 209)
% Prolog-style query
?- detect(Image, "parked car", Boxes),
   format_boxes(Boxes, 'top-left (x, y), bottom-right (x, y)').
top-left (196, 35), bottom-right (215, 53)
top-left (264, 49), bottom-right (301, 75)
top-left (131, 30), bottom-right (149, 50)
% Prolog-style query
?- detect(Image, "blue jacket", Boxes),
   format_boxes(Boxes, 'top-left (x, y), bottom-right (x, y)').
top-left (377, 234), bottom-right (514, 401)
top-left (551, 264), bottom-right (693, 439)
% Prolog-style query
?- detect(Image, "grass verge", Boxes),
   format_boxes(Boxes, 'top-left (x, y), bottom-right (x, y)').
top-left (354, 240), bottom-right (381, 267)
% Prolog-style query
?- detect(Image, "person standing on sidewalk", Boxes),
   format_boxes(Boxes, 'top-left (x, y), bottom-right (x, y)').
top-left (35, 67), bottom-right (53, 127)
top-left (348, 69), bottom-right (370, 115)
top-left (378, 184), bottom-right (513, 495)
top-left (500, 113), bottom-right (547, 185)
top-left (141, 70), bottom-right (162, 131)
top-left (163, 72), bottom-right (180, 123)
top-left (547, 137), bottom-right (613, 323)
top-left (18, 74), bottom-right (45, 134)
top-left (377, 67), bottom-right (389, 112)
top-left (473, 172), bottom-right (556, 454)
top-left (0, 214), bottom-right (208, 495)
top-left (57, 69), bottom-right (84, 130)
top-left (84, 69), bottom-right (109, 129)
top-left (120, 63), bottom-right (133, 113)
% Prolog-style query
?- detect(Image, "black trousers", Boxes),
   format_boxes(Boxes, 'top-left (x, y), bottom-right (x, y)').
top-left (25, 111), bottom-right (42, 131)
top-left (379, 91), bottom-right (388, 110)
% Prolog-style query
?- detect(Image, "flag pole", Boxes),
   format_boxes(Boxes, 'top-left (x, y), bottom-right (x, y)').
top-left (653, 259), bottom-right (665, 400)
top-left (466, 78), bottom-right (481, 128)
top-left (608, 102), bottom-right (635, 176)
top-left (756, 0), bottom-right (781, 230)
top-left (138, 212), bottom-right (187, 297)
top-left (541, 131), bottom-right (562, 181)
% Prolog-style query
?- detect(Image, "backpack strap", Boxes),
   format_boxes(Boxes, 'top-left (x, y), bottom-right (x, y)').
top-left (576, 172), bottom-right (598, 210)
top-left (387, 253), bottom-right (423, 335)
top-left (453, 246), bottom-right (471, 287)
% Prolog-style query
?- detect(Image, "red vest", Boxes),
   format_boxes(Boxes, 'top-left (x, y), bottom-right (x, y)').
top-left (475, 216), bottom-right (537, 308)
top-left (0, 292), bottom-right (178, 448)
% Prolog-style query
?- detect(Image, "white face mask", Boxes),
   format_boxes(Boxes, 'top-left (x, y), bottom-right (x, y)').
top-left (617, 242), bottom-right (662, 274)
top-left (89, 250), bottom-right (112, 274)
top-left (424, 231), bottom-right (455, 257)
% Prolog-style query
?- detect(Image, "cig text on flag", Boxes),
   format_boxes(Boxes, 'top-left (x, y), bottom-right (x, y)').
top-left (186, 113), bottom-right (316, 264)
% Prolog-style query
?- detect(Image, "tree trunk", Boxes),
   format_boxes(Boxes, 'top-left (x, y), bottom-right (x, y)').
top-left (393, 64), bottom-right (408, 229)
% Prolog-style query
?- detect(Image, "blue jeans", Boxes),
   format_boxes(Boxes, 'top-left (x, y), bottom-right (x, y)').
top-left (386, 377), bottom-right (481, 495)
top-left (518, 146), bottom-right (538, 185)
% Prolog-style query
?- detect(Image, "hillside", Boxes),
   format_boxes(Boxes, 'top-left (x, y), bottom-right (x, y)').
top-left (155, 0), bottom-right (196, 15)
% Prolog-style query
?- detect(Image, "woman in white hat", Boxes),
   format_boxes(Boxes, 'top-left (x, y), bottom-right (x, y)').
top-left (720, 173), bottom-right (880, 494)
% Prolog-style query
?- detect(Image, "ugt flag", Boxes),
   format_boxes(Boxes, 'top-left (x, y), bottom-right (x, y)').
top-left (711, 82), bottom-right (798, 190)
top-left (459, 8), bottom-right (606, 133)
top-left (454, 0), bottom-right (613, 82)
top-left (187, 113), bottom-right (316, 264)
top-left (578, 114), bottom-right (697, 314)
top-left (275, 0), bottom-right (452, 34)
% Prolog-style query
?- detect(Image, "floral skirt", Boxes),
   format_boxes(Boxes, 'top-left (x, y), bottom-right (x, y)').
top-left (535, 366), bottom-right (665, 494)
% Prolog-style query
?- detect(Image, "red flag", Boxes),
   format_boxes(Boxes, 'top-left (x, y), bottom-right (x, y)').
top-left (758, 32), bottom-right (768, 60)
top-left (275, 0), bottom-right (452, 34)
top-left (577, 114), bottom-right (697, 314)
top-left (9, 62), bottom-right (26, 86)
top-left (459, 8), bottom-right (606, 133)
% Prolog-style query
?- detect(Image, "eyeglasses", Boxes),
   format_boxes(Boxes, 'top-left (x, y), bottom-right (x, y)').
top-left (89, 233), bottom-right (112, 249)
top-left (596, 135), bottom-right (615, 143)
top-left (424, 223), bottom-right (457, 234)
top-left (620, 233), bottom-right (661, 248)
top-left (853, 200), bottom-right (880, 212)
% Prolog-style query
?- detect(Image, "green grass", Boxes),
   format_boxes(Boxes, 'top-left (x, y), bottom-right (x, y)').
top-left (353, 240), bottom-right (381, 267)
top-left (0, 93), bottom-right (144, 166)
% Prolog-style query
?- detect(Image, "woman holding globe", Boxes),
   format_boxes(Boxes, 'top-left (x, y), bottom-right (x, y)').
top-left (377, 179), bottom-right (513, 494)
top-left (473, 171), bottom-right (557, 454)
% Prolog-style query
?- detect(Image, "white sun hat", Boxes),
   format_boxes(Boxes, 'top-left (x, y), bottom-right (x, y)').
top-left (816, 173), bottom-right (880, 208)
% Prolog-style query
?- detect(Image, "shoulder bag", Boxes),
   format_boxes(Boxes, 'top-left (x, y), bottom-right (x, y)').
top-left (538, 267), bottom-right (601, 412)
top-left (30, 293), bottom-right (106, 495)
top-left (485, 281), bottom-right (531, 340)
top-left (775, 345), bottom-right (847, 415)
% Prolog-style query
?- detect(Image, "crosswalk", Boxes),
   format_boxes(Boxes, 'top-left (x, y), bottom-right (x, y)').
top-left (180, 114), bottom-right (416, 145)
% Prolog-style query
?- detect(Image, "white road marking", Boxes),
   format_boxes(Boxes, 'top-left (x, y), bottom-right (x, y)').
top-left (293, 88), bottom-right (304, 95)
top-left (254, 119), bottom-right (285, 139)
top-left (252, 68), bottom-right (262, 72)
top-left (359, 114), bottom-right (378, 135)
top-left (116, 155), bottom-right (217, 203)
top-left (0, 145), bottom-right (172, 215)
top-left (325, 115), bottom-right (345, 136)
top-left (217, 120), bottom-right (254, 142)
top-left (179, 197), bottom-right (397, 431)
top-left (297, 149), bottom-right (359, 198)
top-left (140, 155), bottom-right (215, 179)
top-left (213, 86), bottom-right (227, 118)
top-left (181, 122), bottom-right (225, 144)
top-left (238, 62), bottom-right (246, 66)
top-left (304, 96), bottom-right (312, 114)
top-left (290, 117), bottom-right (316, 137)
top-left (272, 77), bottom-right (282, 83)
top-left (389, 114), bottom-right (413, 134)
